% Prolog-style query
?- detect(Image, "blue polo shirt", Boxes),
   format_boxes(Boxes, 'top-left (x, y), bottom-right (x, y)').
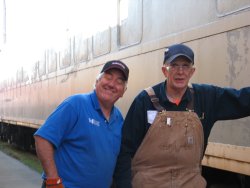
top-left (34, 91), bottom-right (124, 188)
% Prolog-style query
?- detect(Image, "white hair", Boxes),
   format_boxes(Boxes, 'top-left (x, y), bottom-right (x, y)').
top-left (93, 73), bottom-right (104, 89)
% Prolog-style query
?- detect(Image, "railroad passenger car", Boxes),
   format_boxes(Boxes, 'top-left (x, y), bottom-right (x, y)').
top-left (0, 0), bottom-right (250, 186)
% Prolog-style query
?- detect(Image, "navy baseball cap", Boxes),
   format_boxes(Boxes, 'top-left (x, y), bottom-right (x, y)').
top-left (101, 60), bottom-right (129, 81)
top-left (163, 44), bottom-right (194, 64)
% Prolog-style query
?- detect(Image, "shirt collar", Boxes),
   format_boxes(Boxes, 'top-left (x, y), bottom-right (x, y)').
top-left (159, 81), bottom-right (192, 103)
top-left (90, 90), bottom-right (101, 110)
top-left (91, 90), bottom-right (116, 122)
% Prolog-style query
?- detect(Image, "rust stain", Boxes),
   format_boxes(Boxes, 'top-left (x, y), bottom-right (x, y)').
top-left (226, 27), bottom-right (249, 85)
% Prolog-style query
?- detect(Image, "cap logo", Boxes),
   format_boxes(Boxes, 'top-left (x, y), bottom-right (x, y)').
top-left (101, 60), bottom-right (129, 81)
top-left (112, 62), bottom-right (125, 70)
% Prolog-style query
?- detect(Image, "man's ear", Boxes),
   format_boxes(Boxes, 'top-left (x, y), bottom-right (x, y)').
top-left (162, 66), bottom-right (169, 77)
top-left (190, 67), bottom-right (196, 77)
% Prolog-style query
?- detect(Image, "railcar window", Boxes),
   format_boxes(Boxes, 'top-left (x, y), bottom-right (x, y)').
top-left (16, 67), bottom-right (29, 84)
top-left (10, 77), bottom-right (15, 88)
top-left (118, 0), bottom-right (142, 48)
top-left (216, 0), bottom-right (250, 17)
top-left (59, 38), bottom-right (72, 69)
top-left (47, 49), bottom-right (57, 73)
top-left (0, 80), bottom-right (6, 91)
top-left (38, 52), bottom-right (46, 77)
top-left (74, 34), bottom-right (88, 63)
top-left (31, 62), bottom-right (38, 81)
top-left (23, 69), bottom-right (29, 83)
top-left (16, 68), bottom-right (23, 84)
top-left (92, 28), bottom-right (111, 57)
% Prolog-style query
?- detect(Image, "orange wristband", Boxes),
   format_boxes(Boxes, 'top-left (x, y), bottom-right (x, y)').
top-left (45, 178), bottom-right (63, 188)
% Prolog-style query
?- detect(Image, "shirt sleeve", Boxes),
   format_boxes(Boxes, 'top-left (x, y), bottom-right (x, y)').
top-left (195, 84), bottom-right (250, 121)
top-left (214, 86), bottom-right (250, 120)
top-left (34, 99), bottom-right (78, 148)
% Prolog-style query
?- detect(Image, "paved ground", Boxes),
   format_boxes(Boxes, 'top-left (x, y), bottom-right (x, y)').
top-left (0, 151), bottom-right (42, 188)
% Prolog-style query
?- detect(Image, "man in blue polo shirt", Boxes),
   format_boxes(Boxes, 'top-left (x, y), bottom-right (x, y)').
top-left (113, 44), bottom-right (250, 188)
top-left (34, 60), bottom-right (129, 188)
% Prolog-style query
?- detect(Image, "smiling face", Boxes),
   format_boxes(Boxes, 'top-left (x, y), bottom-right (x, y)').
top-left (162, 56), bottom-right (195, 92)
top-left (95, 68), bottom-right (127, 108)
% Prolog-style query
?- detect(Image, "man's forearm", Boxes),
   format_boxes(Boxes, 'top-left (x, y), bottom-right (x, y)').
top-left (34, 135), bottom-right (59, 178)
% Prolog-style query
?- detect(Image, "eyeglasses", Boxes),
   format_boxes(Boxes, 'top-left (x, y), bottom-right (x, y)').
top-left (167, 63), bottom-right (193, 71)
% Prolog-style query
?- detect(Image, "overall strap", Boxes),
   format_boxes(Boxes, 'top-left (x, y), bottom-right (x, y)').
top-left (145, 87), bottom-right (165, 112)
top-left (187, 87), bottom-right (194, 111)
top-left (145, 87), bottom-right (195, 112)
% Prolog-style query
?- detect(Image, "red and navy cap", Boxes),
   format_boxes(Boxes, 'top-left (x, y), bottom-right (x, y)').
top-left (101, 60), bottom-right (129, 81)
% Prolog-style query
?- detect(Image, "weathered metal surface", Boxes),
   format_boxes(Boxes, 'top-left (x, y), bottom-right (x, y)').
top-left (202, 142), bottom-right (250, 176)
top-left (0, 0), bottom-right (250, 175)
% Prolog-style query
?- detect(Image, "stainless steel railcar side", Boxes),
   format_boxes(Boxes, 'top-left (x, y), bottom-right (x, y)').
top-left (0, 0), bottom-right (250, 186)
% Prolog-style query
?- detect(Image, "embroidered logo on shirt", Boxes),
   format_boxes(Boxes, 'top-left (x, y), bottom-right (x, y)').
top-left (88, 118), bottom-right (100, 126)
